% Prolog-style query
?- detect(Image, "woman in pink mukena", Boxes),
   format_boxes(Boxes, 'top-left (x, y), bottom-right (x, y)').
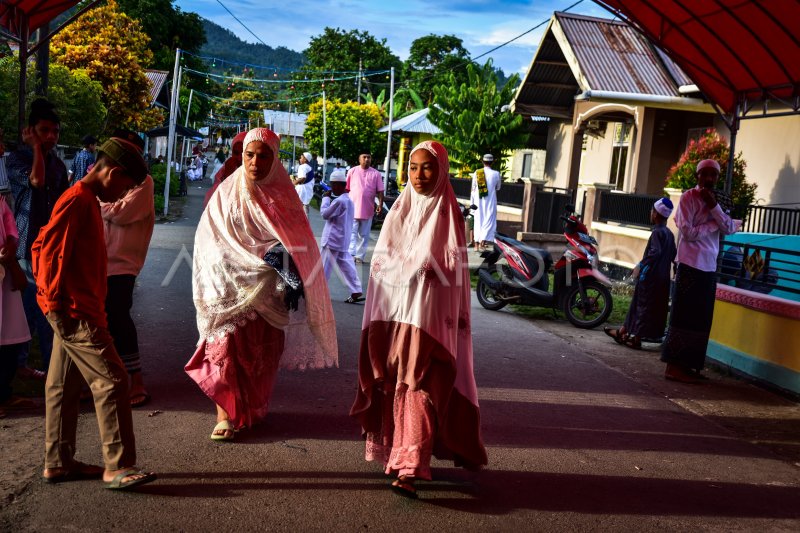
top-left (351, 140), bottom-right (488, 498)
top-left (186, 128), bottom-right (337, 441)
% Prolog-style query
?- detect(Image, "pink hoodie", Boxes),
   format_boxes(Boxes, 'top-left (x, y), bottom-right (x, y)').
top-left (100, 174), bottom-right (155, 276)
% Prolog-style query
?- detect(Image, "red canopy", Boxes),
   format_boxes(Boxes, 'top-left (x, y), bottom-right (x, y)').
top-left (594, 0), bottom-right (800, 115)
top-left (0, 0), bottom-right (81, 36)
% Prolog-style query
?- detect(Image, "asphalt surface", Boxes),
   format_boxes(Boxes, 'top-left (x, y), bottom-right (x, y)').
top-left (1, 179), bottom-right (799, 532)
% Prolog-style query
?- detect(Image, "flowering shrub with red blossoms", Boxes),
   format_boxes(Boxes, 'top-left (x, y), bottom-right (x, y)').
top-left (666, 129), bottom-right (757, 220)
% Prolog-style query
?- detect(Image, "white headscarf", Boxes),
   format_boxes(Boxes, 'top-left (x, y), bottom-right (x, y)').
top-left (362, 140), bottom-right (479, 405)
top-left (193, 128), bottom-right (337, 370)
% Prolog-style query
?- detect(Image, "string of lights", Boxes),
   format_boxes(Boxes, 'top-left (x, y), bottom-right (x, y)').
top-left (182, 67), bottom-right (389, 85)
top-left (190, 88), bottom-right (323, 105)
top-left (180, 49), bottom-right (387, 76)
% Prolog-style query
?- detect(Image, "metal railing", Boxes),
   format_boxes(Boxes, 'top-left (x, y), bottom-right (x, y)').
top-left (531, 187), bottom-right (575, 233)
top-left (743, 205), bottom-right (800, 235)
top-left (449, 177), bottom-right (472, 199)
top-left (717, 240), bottom-right (800, 297)
top-left (496, 182), bottom-right (524, 208)
top-left (598, 190), bottom-right (664, 228)
top-left (448, 178), bottom-right (525, 208)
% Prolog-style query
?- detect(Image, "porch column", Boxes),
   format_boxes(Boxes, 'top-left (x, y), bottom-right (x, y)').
top-left (629, 107), bottom-right (655, 193)
top-left (566, 127), bottom-right (584, 192)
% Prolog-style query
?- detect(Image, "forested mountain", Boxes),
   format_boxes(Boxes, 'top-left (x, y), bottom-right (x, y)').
top-left (200, 18), bottom-right (305, 70)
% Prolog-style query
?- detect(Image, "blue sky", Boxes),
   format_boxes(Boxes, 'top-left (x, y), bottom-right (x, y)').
top-left (174, 0), bottom-right (611, 75)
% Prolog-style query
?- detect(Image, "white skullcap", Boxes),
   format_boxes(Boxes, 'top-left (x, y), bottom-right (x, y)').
top-left (653, 197), bottom-right (674, 218)
top-left (329, 171), bottom-right (347, 183)
top-left (302, 151), bottom-right (313, 163)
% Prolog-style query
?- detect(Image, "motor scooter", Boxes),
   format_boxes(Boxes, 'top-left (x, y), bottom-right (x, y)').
top-left (475, 207), bottom-right (613, 328)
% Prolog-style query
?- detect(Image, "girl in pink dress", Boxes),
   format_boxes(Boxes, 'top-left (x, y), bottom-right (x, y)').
top-left (351, 141), bottom-right (488, 498)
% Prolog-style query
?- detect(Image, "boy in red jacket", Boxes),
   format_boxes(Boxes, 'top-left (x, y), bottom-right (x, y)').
top-left (33, 137), bottom-right (156, 490)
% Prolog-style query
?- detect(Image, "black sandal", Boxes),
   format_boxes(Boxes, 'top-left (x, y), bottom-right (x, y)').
top-left (623, 336), bottom-right (642, 350)
top-left (603, 327), bottom-right (626, 344)
top-left (390, 477), bottom-right (418, 499)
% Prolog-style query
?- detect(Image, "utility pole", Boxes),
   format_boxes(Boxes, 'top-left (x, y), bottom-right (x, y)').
top-left (383, 67), bottom-right (395, 190)
top-left (164, 48), bottom-right (181, 217)
top-left (322, 90), bottom-right (327, 180)
top-left (356, 57), bottom-right (362, 104)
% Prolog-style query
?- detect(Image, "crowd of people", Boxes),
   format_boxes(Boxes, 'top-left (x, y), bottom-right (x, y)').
top-left (0, 97), bottom-right (738, 497)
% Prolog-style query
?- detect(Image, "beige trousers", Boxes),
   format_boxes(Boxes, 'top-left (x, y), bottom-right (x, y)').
top-left (44, 314), bottom-right (136, 471)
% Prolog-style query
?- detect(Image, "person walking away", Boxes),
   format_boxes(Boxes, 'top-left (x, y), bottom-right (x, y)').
top-left (470, 154), bottom-right (501, 251)
top-left (101, 130), bottom-right (156, 409)
top-left (34, 137), bottom-right (156, 490)
top-left (320, 171), bottom-right (363, 303)
top-left (604, 198), bottom-right (677, 349)
top-left (351, 140), bottom-right (488, 499)
top-left (291, 152), bottom-right (315, 217)
top-left (6, 99), bottom-right (70, 382)
top-left (211, 146), bottom-right (226, 177)
top-left (186, 128), bottom-right (337, 441)
top-left (661, 159), bottom-right (741, 383)
top-left (0, 195), bottom-right (33, 416)
top-left (347, 152), bottom-right (384, 264)
top-left (204, 131), bottom-right (246, 207)
top-left (69, 134), bottom-right (97, 186)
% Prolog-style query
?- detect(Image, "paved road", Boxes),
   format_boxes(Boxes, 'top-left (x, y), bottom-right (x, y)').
top-left (1, 180), bottom-right (799, 531)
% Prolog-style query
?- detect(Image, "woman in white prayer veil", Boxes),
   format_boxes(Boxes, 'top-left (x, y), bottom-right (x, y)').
top-left (186, 128), bottom-right (337, 441)
top-left (351, 140), bottom-right (487, 498)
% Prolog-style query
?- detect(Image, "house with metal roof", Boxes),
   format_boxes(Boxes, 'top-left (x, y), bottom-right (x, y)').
top-left (510, 10), bottom-right (799, 261)
top-left (511, 11), bottom-right (721, 197)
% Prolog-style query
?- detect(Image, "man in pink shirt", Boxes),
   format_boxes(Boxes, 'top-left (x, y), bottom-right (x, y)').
top-left (346, 152), bottom-right (384, 264)
top-left (661, 159), bottom-right (741, 383)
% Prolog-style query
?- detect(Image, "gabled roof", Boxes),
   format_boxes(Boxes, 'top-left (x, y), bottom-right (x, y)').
top-left (145, 70), bottom-right (169, 108)
top-left (595, 1), bottom-right (800, 116)
top-left (511, 11), bottom-right (705, 118)
top-left (379, 108), bottom-right (440, 134)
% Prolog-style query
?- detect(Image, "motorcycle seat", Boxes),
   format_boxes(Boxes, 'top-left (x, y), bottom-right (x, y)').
top-left (501, 236), bottom-right (552, 266)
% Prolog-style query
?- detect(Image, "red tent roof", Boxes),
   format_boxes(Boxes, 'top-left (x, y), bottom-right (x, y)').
top-left (594, 0), bottom-right (800, 114)
top-left (0, 0), bottom-right (81, 36)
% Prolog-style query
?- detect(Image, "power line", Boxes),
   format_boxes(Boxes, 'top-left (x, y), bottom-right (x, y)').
top-left (368, 0), bottom-right (586, 88)
top-left (214, 0), bottom-right (272, 50)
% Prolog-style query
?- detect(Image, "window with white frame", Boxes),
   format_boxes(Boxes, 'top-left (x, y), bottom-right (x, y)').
top-left (609, 122), bottom-right (632, 190)
top-left (521, 153), bottom-right (532, 178)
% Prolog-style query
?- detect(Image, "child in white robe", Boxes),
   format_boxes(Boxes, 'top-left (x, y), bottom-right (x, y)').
top-left (320, 173), bottom-right (363, 303)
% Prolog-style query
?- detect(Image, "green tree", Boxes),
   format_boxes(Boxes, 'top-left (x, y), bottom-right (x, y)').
top-left (363, 87), bottom-right (424, 119)
top-left (50, 0), bottom-right (163, 133)
top-left (430, 60), bottom-right (529, 176)
top-left (666, 129), bottom-right (757, 220)
top-left (301, 28), bottom-right (401, 101)
top-left (116, 0), bottom-right (206, 71)
top-left (404, 34), bottom-right (472, 105)
top-left (303, 98), bottom-right (385, 165)
top-left (46, 65), bottom-right (106, 146)
top-left (0, 57), bottom-right (105, 146)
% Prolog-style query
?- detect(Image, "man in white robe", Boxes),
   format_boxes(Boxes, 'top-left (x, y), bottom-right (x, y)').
top-left (470, 154), bottom-right (501, 250)
top-left (291, 152), bottom-right (315, 217)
